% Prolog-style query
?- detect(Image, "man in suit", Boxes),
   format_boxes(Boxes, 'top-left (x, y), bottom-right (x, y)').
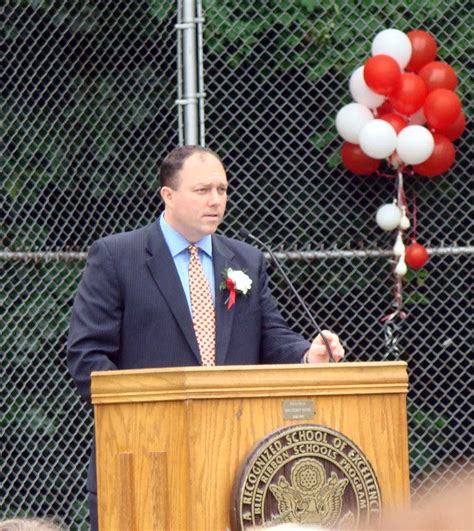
top-left (67, 145), bottom-right (344, 529)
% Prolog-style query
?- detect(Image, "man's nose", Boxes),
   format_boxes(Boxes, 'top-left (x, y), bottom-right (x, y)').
top-left (208, 188), bottom-right (221, 205)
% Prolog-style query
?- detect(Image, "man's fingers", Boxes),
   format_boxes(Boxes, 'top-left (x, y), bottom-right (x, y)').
top-left (309, 331), bottom-right (345, 362)
top-left (314, 330), bottom-right (339, 349)
top-left (315, 330), bottom-right (337, 344)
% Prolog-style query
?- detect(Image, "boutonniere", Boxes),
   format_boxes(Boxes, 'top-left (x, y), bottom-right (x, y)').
top-left (219, 267), bottom-right (252, 309)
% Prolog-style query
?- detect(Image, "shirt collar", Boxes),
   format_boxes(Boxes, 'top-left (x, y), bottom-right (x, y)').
top-left (159, 213), bottom-right (213, 258)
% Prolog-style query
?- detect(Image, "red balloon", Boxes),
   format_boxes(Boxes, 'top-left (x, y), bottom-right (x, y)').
top-left (375, 100), bottom-right (393, 117)
top-left (413, 133), bottom-right (455, 177)
top-left (389, 73), bottom-right (428, 116)
top-left (341, 142), bottom-right (380, 175)
top-left (424, 89), bottom-right (461, 130)
top-left (435, 111), bottom-right (466, 141)
top-left (364, 55), bottom-right (401, 96)
top-left (405, 242), bottom-right (429, 269)
top-left (380, 113), bottom-right (408, 134)
top-left (419, 61), bottom-right (458, 91)
top-left (406, 30), bottom-right (437, 72)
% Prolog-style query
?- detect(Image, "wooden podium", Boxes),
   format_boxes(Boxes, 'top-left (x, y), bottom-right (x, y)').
top-left (91, 362), bottom-right (410, 530)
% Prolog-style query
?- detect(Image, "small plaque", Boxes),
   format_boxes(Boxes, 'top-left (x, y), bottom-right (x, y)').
top-left (282, 400), bottom-right (315, 420)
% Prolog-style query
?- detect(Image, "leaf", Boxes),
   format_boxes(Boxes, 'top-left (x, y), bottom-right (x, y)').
top-left (148, 0), bottom-right (174, 22)
top-left (328, 148), bottom-right (342, 169)
top-left (404, 293), bottom-right (430, 305)
top-left (298, 0), bottom-right (319, 13)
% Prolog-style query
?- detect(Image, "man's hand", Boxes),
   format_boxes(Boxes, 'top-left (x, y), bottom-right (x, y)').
top-left (305, 330), bottom-right (345, 363)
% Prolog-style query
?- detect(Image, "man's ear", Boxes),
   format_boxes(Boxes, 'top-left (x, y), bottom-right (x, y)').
top-left (160, 186), bottom-right (173, 205)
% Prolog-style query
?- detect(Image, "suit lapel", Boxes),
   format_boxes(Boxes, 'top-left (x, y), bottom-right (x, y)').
top-left (212, 235), bottom-right (235, 365)
top-left (145, 222), bottom-right (201, 363)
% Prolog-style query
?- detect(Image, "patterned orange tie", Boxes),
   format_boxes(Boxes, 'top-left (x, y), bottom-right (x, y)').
top-left (188, 245), bottom-right (216, 366)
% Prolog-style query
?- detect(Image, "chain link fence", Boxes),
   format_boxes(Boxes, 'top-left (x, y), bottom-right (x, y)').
top-left (2, 1), bottom-right (472, 528)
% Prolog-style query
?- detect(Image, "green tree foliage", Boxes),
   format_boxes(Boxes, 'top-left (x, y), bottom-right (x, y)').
top-left (4, 0), bottom-right (176, 251)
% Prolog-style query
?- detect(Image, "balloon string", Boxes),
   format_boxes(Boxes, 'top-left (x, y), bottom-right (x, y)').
top-left (381, 273), bottom-right (407, 322)
top-left (397, 169), bottom-right (410, 235)
top-left (381, 169), bottom-right (408, 332)
top-left (397, 170), bottom-right (407, 209)
top-left (382, 319), bottom-right (401, 359)
top-left (376, 171), bottom-right (396, 179)
top-left (412, 186), bottom-right (417, 241)
top-left (394, 274), bottom-right (405, 315)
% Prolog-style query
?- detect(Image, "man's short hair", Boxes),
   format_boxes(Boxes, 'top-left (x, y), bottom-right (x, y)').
top-left (0, 517), bottom-right (63, 530)
top-left (159, 145), bottom-right (224, 189)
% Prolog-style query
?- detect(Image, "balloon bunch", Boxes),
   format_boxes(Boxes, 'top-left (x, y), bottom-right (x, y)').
top-left (334, 28), bottom-right (466, 354)
top-left (336, 28), bottom-right (466, 276)
top-left (337, 28), bottom-right (465, 179)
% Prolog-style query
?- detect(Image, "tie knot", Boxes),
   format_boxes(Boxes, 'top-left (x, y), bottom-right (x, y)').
top-left (188, 245), bottom-right (199, 259)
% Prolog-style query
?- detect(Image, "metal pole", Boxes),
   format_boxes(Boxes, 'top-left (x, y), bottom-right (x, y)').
top-left (2, 246), bottom-right (473, 262)
top-left (182, 0), bottom-right (198, 144)
top-left (196, 0), bottom-right (206, 146)
top-left (176, 0), bottom-right (184, 146)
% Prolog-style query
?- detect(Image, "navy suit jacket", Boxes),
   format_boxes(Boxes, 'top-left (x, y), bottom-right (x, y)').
top-left (67, 219), bottom-right (310, 491)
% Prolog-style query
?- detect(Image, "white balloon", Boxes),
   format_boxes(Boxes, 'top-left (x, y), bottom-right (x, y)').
top-left (393, 232), bottom-right (405, 257)
top-left (395, 256), bottom-right (408, 277)
top-left (376, 203), bottom-right (402, 231)
top-left (372, 29), bottom-right (412, 69)
top-left (409, 107), bottom-right (427, 126)
top-left (397, 125), bottom-right (434, 165)
top-left (400, 213), bottom-right (410, 230)
top-left (359, 120), bottom-right (397, 159)
top-left (336, 103), bottom-right (374, 143)
top-left (349, 66), bottom-right (386, 109)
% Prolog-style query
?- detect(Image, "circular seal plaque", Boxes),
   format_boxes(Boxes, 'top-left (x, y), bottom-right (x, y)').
top-left (231, 425), bottom-right (382, 530)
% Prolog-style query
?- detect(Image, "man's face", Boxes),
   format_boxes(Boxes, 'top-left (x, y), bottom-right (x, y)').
top-left (161, 152), bottom-right (228, 242)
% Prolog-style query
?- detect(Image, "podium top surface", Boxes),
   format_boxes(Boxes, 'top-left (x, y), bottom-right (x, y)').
top-left (91, 361), bottom-right (408, 405)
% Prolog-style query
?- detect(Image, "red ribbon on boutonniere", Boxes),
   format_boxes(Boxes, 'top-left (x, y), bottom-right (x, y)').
top-left (219, 267), bottom-right (252, 310)
top-left (225, 277), bottom-right (237, 309)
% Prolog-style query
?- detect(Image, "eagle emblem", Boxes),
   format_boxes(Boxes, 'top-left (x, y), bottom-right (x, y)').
top-left (269, 459), bottom-right (354, 528)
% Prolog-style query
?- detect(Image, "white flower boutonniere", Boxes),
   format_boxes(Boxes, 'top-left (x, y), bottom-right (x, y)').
top-left (219, 267), bottom-right (252, 309)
